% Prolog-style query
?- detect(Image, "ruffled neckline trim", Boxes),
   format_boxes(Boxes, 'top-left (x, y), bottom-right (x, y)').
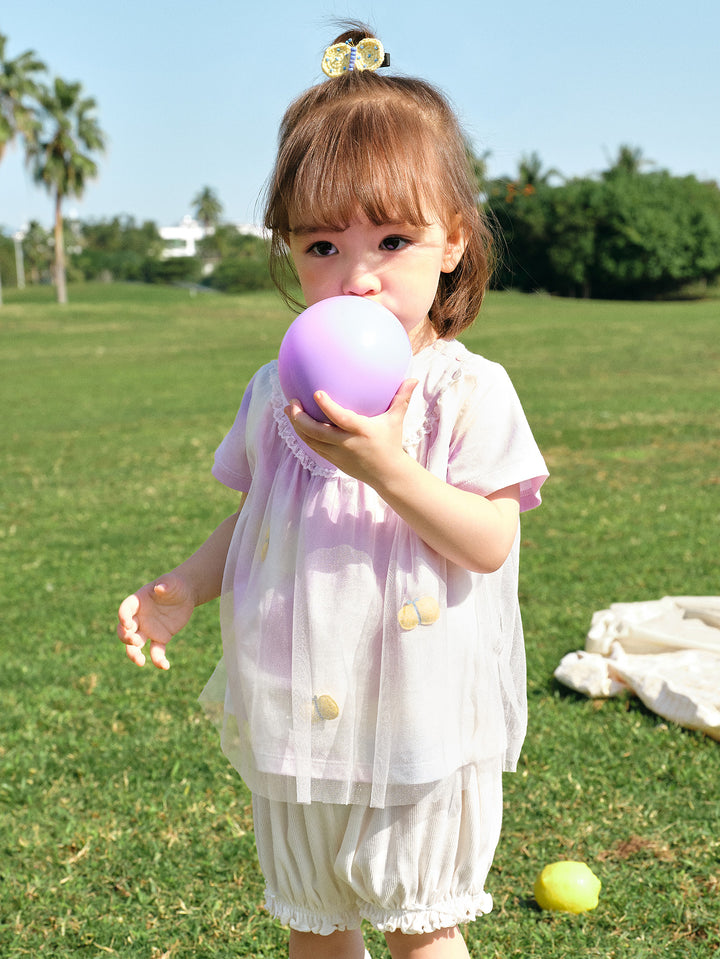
top-left (270, 364), bottom-right (339, 478)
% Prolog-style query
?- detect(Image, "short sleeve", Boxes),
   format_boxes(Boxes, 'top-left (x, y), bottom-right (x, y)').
top-left (212, 374), bottom-right (257, 492)
top-left (447, 360), bottom-right (548, 512)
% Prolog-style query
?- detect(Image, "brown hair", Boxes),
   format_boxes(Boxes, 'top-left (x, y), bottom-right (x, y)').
top-left (264, 24), bottom-right (494, 338)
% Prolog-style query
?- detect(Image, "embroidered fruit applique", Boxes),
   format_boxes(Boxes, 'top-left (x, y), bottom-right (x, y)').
top-left (311, 596), bottom-right (442, 726)
top-left (398, 596), bottom-right (440, 631)
top-left (312, 694), bottom-right (340, 721)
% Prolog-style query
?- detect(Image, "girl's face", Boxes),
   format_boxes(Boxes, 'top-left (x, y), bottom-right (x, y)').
top-left (287, 215), bottom-right (465, 352)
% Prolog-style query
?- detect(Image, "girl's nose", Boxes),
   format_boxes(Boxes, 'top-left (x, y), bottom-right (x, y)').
top-left (342, 262), bottom-right (381, 297)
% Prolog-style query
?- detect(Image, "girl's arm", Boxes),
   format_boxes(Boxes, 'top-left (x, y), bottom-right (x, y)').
top-left (369, 460), bottom-right (519, 573)
top-left (172, 505), bottom-right (243, 606)
top-left (286, 384), bottom-right (520, 574)
top-left (117, 504), bottom-right (243, 669)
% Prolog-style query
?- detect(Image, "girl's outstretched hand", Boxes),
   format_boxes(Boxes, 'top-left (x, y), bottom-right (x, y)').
top-left (117, 572), bottom-right (195, 670)
top-left (286, 378), bottom-right (418, 485)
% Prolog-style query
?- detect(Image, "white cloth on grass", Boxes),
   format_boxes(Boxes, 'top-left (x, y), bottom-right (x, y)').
top-left (554, 597), bottom-right (720, 740)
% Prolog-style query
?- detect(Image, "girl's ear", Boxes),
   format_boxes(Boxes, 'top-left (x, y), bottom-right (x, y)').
top-left (441, 216), bottom-right (467, 273)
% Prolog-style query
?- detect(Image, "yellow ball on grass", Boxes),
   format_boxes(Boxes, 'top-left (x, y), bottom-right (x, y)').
top-left (534, 861), bottom-right (601, 913)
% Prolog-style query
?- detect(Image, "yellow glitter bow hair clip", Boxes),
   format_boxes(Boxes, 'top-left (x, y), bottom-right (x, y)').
top-left (321, 38), bottom-right (388, 77)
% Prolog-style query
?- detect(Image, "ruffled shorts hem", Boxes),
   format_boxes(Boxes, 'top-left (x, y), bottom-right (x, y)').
top-left (264, 886), bottom-right (493, 936)
top-left (264, 889), bottom-right (361, 936)
top-left (361, 891), bottom-right (493, 935)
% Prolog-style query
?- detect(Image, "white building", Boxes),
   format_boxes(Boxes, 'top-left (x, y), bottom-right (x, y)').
top-left (159, 216), bottom-right (265, 259)
top-left (159, 215), bottom-right (206, 258)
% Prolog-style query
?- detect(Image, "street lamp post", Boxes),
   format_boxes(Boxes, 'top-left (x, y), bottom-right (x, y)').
top-left (14, 231), bottom-right (26, 290)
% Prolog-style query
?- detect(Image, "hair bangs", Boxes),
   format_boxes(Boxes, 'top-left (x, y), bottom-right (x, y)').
top-left (284, 97), bottom-right (447, 233)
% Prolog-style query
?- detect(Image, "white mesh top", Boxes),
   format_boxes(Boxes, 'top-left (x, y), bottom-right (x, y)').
top-left (200, 338), bottom-right (548, 807)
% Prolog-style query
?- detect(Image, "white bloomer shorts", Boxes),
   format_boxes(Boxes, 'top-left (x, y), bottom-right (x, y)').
top-left (252, 760), bottom-right (503, 936)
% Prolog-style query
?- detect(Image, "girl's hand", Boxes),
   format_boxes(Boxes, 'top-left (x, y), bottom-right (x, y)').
top-left (288, 378), bottom-right (520, 573)
top-left (286, 378), bottom-right (418, 485)
top-left (117, 572), bottom-right (195, 670)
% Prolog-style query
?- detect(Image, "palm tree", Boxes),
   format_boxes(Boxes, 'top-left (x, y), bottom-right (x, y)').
top-left (0, 32), bottom-right (46, 167)
top-left (516, 151), bottom-right (562, 188)
top-left (26, 77), bottom-right (106, 303)
top-left (192, 186), bottom-right (223, 230)
top-left (603, 144), bottom-right (654, 179)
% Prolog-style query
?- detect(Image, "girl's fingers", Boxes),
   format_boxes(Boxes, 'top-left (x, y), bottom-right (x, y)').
top-left (314, 378), bottom-right (418, 429)
top-left (117, 624), bottom-right (143, 647)
top-left (125, 642), bottom-right (146, 668)
top-left (151, 580), bottom-right (172, 601)
top-left (285, 398), bottom-right (344, 439)
top-left (117, 593), bottom-right (140, 629)
top-left (311, 391), bottom-right (361, 430)
top-left (391, 377), bottom-right (419, 407)
top-left (149, 642), bottom-right (170, 670)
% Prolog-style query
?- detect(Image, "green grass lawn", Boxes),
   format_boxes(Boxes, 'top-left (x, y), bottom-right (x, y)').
top-left (1, 283), bottom-right (718, 957)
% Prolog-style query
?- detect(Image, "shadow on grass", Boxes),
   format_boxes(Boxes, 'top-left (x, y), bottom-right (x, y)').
top-left (518, 895), bottom-right (543, 914)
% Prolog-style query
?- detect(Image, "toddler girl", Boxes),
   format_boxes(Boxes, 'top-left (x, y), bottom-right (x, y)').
top-left (118, 23), bottom-right (547, 959)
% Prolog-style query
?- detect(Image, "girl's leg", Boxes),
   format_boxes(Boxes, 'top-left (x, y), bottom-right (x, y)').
top-left (289, 928), bottom-right (366, 959)
top-left (384, 925), bottom-right (470, 959)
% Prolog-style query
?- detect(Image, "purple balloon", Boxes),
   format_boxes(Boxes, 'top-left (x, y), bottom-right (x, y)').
top-left (278, 296), bottom-right (412, 421)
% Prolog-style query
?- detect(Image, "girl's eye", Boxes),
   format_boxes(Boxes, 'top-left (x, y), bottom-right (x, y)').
top-left (308, 240), bottom-right (337, 257)
top-left (380, 236), bottom-right (409, 252)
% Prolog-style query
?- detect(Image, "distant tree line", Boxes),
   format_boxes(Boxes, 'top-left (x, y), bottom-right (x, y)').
top-left (481, 146), bottom-right (720, 299)
top-left (0, 186), bottom-right (273, 294)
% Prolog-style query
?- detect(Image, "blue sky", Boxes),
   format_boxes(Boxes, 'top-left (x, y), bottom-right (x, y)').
top-left (1, 0), bottom-right (718, 232)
